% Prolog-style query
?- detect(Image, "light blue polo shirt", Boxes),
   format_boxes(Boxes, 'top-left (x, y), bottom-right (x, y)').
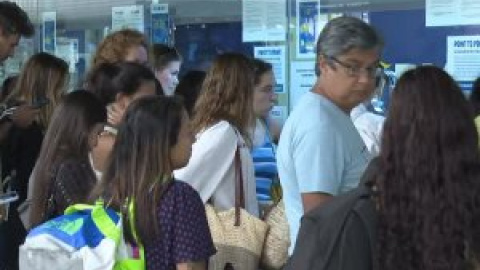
top-left (277, 91), bottom-right (371, 254)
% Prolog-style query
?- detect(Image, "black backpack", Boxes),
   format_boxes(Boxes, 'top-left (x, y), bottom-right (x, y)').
top-left (285, 160), bottom-right (379, 270)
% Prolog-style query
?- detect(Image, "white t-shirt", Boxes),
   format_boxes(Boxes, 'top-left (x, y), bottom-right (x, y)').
top-left (350, 103), bottom-right (385, 156)
top-left (277, 91), bottom-right (371, 253)
top-left (174, 120), bottom-right (259, 217)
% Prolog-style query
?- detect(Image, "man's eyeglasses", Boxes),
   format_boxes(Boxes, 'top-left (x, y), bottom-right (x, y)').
top-left (328, 56), bottom-right (383, 79)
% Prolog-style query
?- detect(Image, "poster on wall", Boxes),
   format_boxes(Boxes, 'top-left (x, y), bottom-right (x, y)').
top-left (289, 61), bottom-right (316, 111)
top-left (254, 46), bottom-right (286, 93)
top-left (242, 0), bottom-right (286, 42)
top-left (446, 35), bottom-right (480, 81)
top-left (112, 5), bottom-right (145, 33)
top-left (42, 11), bottom-right (56, 54)
top-left (296, 0), bottom-right (328, 59)
top-left (151, 3), bottom-right (169, 44)
top-left (426, 0), bottom-right (480, 27)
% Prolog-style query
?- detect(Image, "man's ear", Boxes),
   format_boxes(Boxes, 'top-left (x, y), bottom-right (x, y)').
top-left (316, 55), bottom-right (329, 76)
top-left (0, 26), bottom-right (7, 37)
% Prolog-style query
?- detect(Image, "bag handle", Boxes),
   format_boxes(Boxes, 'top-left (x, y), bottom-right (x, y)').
top-left (234, 145), bottom-right (245, 226)
top-left (207, 126), bottom-right (247, 226)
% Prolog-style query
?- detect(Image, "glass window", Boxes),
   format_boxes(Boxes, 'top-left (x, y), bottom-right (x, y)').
top-left (4, 0), bottom-right (480, 116)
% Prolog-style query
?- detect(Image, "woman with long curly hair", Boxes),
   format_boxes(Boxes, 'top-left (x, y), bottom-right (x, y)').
top-left (376, 65), bottom-right (480, 270)
top-left (174, 53), bottom-right (259, 216)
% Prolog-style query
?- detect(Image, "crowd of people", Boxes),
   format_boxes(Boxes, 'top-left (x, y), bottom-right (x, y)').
top-left (0, 1), bottom-right (480, 270)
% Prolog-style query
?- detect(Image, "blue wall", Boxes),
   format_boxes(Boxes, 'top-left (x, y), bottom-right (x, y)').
top-left (370, 8), bottom-right (480, 83)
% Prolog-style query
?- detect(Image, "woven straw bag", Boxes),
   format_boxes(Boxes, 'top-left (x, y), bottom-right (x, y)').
top-left (206, 205), bottom-right (268, 270)
top-left (206, 145), bottom-right (268, 270)
top-left (260, 199), bottom-right (290, 270)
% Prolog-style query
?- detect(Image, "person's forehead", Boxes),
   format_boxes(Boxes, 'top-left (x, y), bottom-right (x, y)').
top-left (166, 61), bottom-right (181, 71)
top-left (338, 48), bottom-right (381, 64)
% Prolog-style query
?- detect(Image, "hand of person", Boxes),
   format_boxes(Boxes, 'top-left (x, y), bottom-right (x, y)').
top-left (107, 103), bottom-right (126, 126)
top-left (10, 104), bottom-right (40, 128)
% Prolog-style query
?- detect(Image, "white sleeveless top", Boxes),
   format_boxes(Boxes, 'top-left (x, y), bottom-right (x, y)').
top-left (174, 121), bottom-right (259, 217)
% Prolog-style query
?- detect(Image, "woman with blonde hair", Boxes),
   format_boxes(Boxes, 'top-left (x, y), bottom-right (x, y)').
top-left (6, 52), bottom-right (68, 129)
top-left (1, 52), bottom-right (68, 269)
top-left (3, 52), bottom-right (69, 200)
top-left (174, 53), bottom-right (259, 216)
top-left (92, 29), bottom-right (148, 68)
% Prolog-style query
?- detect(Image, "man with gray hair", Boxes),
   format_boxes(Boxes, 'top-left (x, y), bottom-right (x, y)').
top-left (277, 16), bottom-right (383, 253)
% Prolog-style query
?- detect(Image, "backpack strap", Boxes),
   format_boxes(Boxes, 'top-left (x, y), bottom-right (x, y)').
top-left (124, 200), bottom-right (145, 268)
top-left (112, 199), bottom-right (145, 270)
top-left (53, 200), bottom-right (145, 269)
top-left (64, 201), bottom-right (122, 244)
top-left (64, 203), bottom-right (95, 213)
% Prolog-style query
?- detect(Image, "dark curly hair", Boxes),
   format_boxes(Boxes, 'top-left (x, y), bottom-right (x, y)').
top-left (377, 65), bottom-right (480, 270)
